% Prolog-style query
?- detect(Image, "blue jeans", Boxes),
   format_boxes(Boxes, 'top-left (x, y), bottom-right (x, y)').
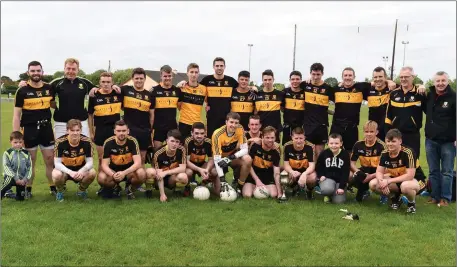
top-left (425, 139), bottom-right (456, 202)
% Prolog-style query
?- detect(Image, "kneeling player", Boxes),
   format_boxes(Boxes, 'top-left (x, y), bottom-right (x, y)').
top-left (243, 126), bottom-right (281, 198)
top-left (184, 123), bottom-right (219, 193)
top-left (52, 120), bottom-right (96, 201)
top-left (147, 129), bottom-right (187, 202)
top-left (283, 127), bottom-right (317, 199)
top-left (370, 129), bottom-right (426, 214)
top-left (212, 112), bottom-right (253, 194)
top-left (98, 120), bottom-right (146, 199)
top-left (350, 120), bottom-right (386, 202)
top-left (315, 133), bottom-right (351, 204)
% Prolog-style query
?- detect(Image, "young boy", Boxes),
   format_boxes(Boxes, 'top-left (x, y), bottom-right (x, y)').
top-left (1, 131), bottom-right (32, 201)
top-left (315, 133), bottom-right (351, 204)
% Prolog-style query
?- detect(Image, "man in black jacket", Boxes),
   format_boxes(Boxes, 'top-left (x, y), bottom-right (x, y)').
top-left (424, 71), bottom-right (456, 207)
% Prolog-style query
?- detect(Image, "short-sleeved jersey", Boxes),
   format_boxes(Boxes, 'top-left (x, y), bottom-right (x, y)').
top-left (250, 142), bottom-right (281, 175)
top-left (283, 141), bottom-right (314, 173)
top-left (88, 90), bottom-right (122, 127)
top-left (54, 134), bottom-right (93, 171)
top-left (300, 81), bottom-right (334, 126)
top-left (351, 138), bottom-right (386, 174)
top-left (178, 84), bottom-right (207, 126)
top-left (14, 81), bottom-right (53, 126)
top-left (103, 136), bottom-right (140, 172)
top-left (230, 89), bottom-right (255, 130)
top-left (121, 86), bottom-right (153, 129)
top-left (255, 89), bottom-right (284, 129)
top-left (200, 75), bottom-right (238, 120)
top-left (212, 125), bottom-right (247, 157)
top-left (282, 87), bottom-right (305, 126)
top-left (153, 145), bottom-right (186, 170)
top-left (184, 137), bottom-right (212, 167)
top-left (365, 86), bottom-right (390, 124)
top-left (379, 145), bottom-right (423, 180)
top-left (150, 84), bottom-right (181, 130)
top-left (333, 82), bottom-right (370, 125)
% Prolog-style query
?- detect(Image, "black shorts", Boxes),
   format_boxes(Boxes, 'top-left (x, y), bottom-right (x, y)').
top-left (304, 125), bottom-right (328, 145)
top-left (401, 132), bottom-right (421, 158)
top-left (245, 171), bottom-right (275, 185)
top-left (206, 116), bottom-right (226, 139)
top-left (129, 127), bottom-right (152, 151)
top-left (178, 123), bottom-right (193, 142)
top-left (153, 128), bottom-right (169, 143)
top-left (396, 179), bottom-right (426, 195)
top-left (22, 123), bottom-right (55, 149)
top-left (94, 124), bottom-right (115, 146)
top-left (154, 175), bottom-right (175, 190)
top-left (330, 122), bottom-right (358, 151)
top-left (282, 124), bottom-right (303, 145)
top-left (376, 121), bottom-right (386, 141)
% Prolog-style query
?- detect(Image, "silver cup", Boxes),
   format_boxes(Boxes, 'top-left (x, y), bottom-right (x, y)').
top-left (278, 170), bottom-right (289, 203)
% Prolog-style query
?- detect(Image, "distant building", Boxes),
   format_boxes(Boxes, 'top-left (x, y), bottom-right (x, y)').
top-left (122, 69), bottom-right (208, 90)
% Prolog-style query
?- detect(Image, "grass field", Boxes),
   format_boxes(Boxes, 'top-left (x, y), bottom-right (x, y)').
top-left (1, 101), bottom-right (455, 266)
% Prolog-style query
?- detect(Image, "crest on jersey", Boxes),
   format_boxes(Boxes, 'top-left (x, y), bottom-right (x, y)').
top-left (399, 159), bottom-right (402, 165)
top-left (172, 91), bottom-right (176, 96)
top-left (352, 88), bottom-right (357, 93)
top-left (165, 92), bottom-right (169, 97)
top-left (119, 148), bottom-right (124, 154)
top-left (265, 95), bottom-right (270, 101)
top-left (225, 81), bottom-right (228, 86)
top-left (145, 95), bottom-right (149, 100)
top-left (443, 102), bottom-right (449, 108)
top-left (126, 146), bottom-right (129, 152)
top-left (37, 92), bottom-right (42, 97)
top-left (410, 96), bottom-right (415, 101)
top-left (80, 148), bottom-right (84, 153)
top-left (272, 95), bottom-right (277, 100)
top-left (113, 96), bottom-right (118, 101)
top-left (136, 93), bottom-right (142, 99)
top-left (374, 149), bottom-right (377, 155)
top-left (268, 155), bottom-right (271, 160)
top-left (105, 97), bottom-right (110, 104)
top-left (79, 83), bottom-right (84, 89)
top-left (217, 82), bottom-right (221, 86)
top-left (45, 90), bottom-right (50, 95)
top-left (240, 96), bottom-right (245, 101)
top-left (71, 151), bottom-right (77, 157)
top-left (313, 88), bottom-right (318, 93)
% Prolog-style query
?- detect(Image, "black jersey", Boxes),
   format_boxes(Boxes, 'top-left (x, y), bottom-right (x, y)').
top-left (184, 137), bottom-right (212, 167)
top-left (249, 142), bottom-right (281, 176)
top-left (333, 82), bottom-right (370, 126)
top-left (150, 84), bottom-right (181, 130)
top-left (365, 86), bottom-right (390, 124)
top-left (201, 75), bottom-right (238, 120)
top-left (121, 85), bottom-right (153, 129)
top-left (14, 81), bottom-right (53, 126)
top-left (282, 87), bottom-right (305, 126)
top-left (283, 140), bottom-right (314, 173)
top-left (351, 139), bottom-right (386, 174)
top-left (103, 136), bottom-right (140, 172)
top-left (255, 89), bottom-right (284, 130)
top-left (55, 134), bottom-right (93, 171)
top-left (88, 90), bottom-right (122, 126)
top-left (300, 81), bottom-right (334, 127)
top-left (316, 148), bottom-right (351, 189)
top-left (379, 145), bottom-right (424, 181)
top-left (153, 145), bottom-right (186, 170)
top-left (230, 89), bottom-right (255, 130)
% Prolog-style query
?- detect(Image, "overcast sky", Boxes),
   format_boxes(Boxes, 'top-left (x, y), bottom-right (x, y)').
top-left (1, 1), bottom-right (456, 84)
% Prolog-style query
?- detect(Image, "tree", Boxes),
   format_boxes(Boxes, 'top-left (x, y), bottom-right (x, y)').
top-left (273, 83), bottom-right (285, 91)
top-left (53, 71), bottom-right (64, 79)
top-left (18, 72), bottom-right (29, 81)
top-left (425, 79), bottom-right (434, 90)
top-left (42, 75), bottom-right (54, 83)
top-left (86, 69), bottom-right (107, 86)
top-left (1, 76), bottom-right (13, 84)
top-left (324, 77), bottom-right (338, 87)
top-left (450, 78), bottom-right (456, 91)
top-left (113, 69), bottom-right (133, 85)
top-left (78, 69), bottom-right (86, 77)
top-left (364, 77), bottom-right (371, 82)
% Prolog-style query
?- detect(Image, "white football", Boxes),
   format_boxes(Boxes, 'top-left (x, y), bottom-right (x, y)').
top-left (220, 185), bottom-right (237, 202)
top-left (193, 186), bottom-right (210, 201)
top-left (253, 186), bottom-right (270, 199)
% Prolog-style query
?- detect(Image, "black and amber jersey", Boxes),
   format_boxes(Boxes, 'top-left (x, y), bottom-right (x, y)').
top-left (333, 82), bottom-right (370, 125)
top-left (230, 89), bottom-right (255, 129)
top-left (151, 84), bottom-right (181, 130)
top-left (365, 86), bottom-right (390, 124)
top-left (255, 89), bottom-right (284, 129)
top-left (351, 138), bottom-right (386, 174)
top-left (250, 142), bottom-right (281, 175)
top-left (15, 81), bottom-right (53, 126)
top-left (178, 84), bottom-right (207, 126)
top-left (282, 87), bottom-right (305, 126)
top-left (212, 125), bottom-right (246, 157)
top-left (300, 81), bottom-right (334, 126)
top-left (153, 145), bottom-right (186, 170)
top-left (379, 145), bottom-right (424, 181)
top-left (103, 136), bottom-right (140, 172)
top-left (88, 90), bottom-right (122, 127)
top-left (283, 141), bottom-right (314, 173)
top-left (385, 86), bottom-right (425, 133)
top-left (200, 75), bottom-right (238, 120)
top-left (55, 134), bottom-right (93, 172)
top-left (245, 131), bottom-right (262, 140)
top-left (121, 86), bottom-right (153, 129)
top-left (184, 137), bottom-right (212, 167)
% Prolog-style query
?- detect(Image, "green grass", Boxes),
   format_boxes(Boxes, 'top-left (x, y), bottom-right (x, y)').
top-left (1, 101), bottom-right (455, 266)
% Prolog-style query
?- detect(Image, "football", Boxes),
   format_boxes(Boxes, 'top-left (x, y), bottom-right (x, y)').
top-left (220, 185), bottom-right (237, 202)
top-left (193, 186), bottom-right (211, 200)
top-left (253, 186), bottom-right (270, 199)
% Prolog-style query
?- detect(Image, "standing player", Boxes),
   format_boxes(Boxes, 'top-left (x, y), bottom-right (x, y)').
top-left (88, 72), bottom-right (122, 164)
top-left (120, 68), bottom-right (154, 164)
top-left (178, 63), bottom-right (207, 138)
top-left (230, 71), bottom-right (255, 130)
top-left (200, 57), bottom-right (239, 137)
top-left (98, 120), bottom-right (146, 199)
top-left (184, 122), bottom-right (218, 191)
top-left (212, 112), bottom-right (252, 192)
top-left (149, 130), bottom-right (188, 202)
top-left (151, 65), bottom-right (181, 149)
top-left (282, 71), bottom-right (305, 145)
top-left (283, 127), bottom-right (316, 199)
top-left (243, 127), bottom-right (281, 198)
top-left (350, 121), bottom-right (386, 202)
top-left (366, 67), bottom-right (392, 141)
top-left (254, 69), bottom-right (284, 141)
top-left (52, 120), bottom-right (96, 201)
top-left (370, 129), bottom-right (427, 214)
top-left (13, 61), bottom-right (56, 196)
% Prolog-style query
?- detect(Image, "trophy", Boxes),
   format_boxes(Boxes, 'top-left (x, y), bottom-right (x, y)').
top-left (278, 170), bottom-right (289, 203)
